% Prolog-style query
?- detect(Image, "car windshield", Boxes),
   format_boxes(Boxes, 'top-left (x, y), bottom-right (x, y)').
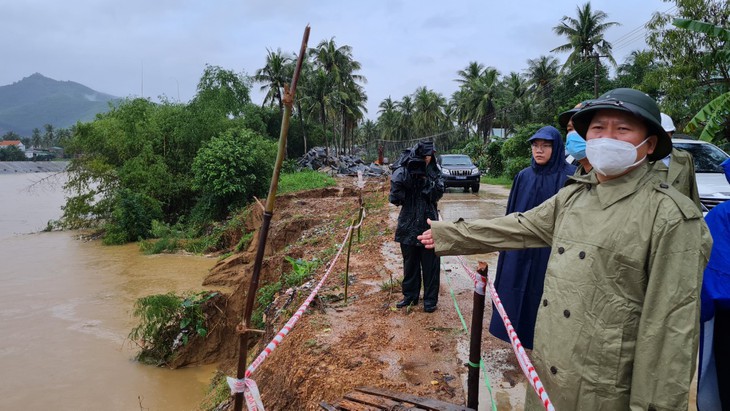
top-left (441, 156), bottom-right (472, 166)
top-left (673, 143), bottom-right (729, 173)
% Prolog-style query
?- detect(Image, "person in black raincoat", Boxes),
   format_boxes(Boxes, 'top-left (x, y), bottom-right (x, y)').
top-left (389, 141), bottom-right (444, 313)
top-left (488, 126), bottom-right (576, 348)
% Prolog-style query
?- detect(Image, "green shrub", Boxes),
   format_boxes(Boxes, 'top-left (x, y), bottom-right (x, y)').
top-left (485, 140), bottom-right (505, 177)
top-left (501, 123), bottom-right (542, 160)
top-left (139, 237), bottom-right (179, 255)
top-left (235, 231), bottom-right (254, 252)
top-left (103, 189), bottom-right (163, 245)
top-left (136, 220), bottom-right (190, 254)
top-left (284, 256), bottom-right (321, 287)
top-left (129, 291), bottom-right (219, 365)
top-left (461, 138), bottom-right (489, 169)
top-left (281, 158), bottom-right (300, 173)
top-left (192, 127), bottom-right (277, 220)
top-left (252, 281), bottom-right (283, 329)
top-left (504, 157), bottom-right (532, 180)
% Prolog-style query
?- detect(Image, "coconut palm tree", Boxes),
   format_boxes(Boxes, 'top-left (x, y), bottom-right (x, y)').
top-left (253, 48), bottom-right (293, 112)
top-left (551, 2), bottom-right (620, 70)
top-left (526, 55), bottom-right (560, 99)
top-left (378, 97), bottom-right (399, 141)
top-left (456, 61), bottom-right (485, 86)
top-left (337, 78), bottom-right (368, 152)
top-left (357, 119), bottom-right (378, 145)
top-left (454, 64), bottom-right (501, 143)
top-left (396, 95), bottom-right (415, 141)
top-left (413, 87), bottom-right (447, 137)
top-left (309, 38), bottom-right (367, 153)
top-left (500, 72), bottom-right (532, 135)
top-left (298, 67), bottom-right (333, 150)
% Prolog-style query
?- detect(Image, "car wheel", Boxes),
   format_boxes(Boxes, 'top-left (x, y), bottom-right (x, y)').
top-left (471, 184), bottom-right (480, 193)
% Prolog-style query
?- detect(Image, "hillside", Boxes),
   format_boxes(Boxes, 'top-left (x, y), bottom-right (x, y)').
top-left (0, 73), bottom-right (120, 136)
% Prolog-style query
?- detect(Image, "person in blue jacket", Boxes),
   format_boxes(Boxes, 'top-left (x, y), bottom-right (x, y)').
top-left (488, 126), bottom-right (576, 348)
top-left (697, 157), bottom-right (730, 410)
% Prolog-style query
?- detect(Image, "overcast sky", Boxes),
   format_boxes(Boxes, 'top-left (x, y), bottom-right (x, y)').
top-left (3, 0), bottom-right (675, 119)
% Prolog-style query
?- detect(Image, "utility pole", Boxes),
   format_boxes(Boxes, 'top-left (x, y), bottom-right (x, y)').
top-left (591, 52), bottom-right (610, 98)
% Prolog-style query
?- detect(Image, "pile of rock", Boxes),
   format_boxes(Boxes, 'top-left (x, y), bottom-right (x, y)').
top-left (297, 147), bottom-right (388, 177)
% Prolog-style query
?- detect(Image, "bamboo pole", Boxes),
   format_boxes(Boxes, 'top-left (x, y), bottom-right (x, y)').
top-left (234, 24), bottom-right (310, 411)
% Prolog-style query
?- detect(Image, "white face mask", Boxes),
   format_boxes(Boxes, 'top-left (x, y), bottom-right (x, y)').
top-left (586, 137), bottom-right (649, 177)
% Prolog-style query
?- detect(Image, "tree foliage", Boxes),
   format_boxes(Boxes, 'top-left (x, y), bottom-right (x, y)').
top-left (551, 2), bottom-right (620, 69)
top-left (646, 0), bottom-right (730, 137)
top-left (0, 145), bottom-right (27, 161)
top-left (61, 66), bottom-right (279, 241)
top-left (191, 127), bottom-right (277, 220)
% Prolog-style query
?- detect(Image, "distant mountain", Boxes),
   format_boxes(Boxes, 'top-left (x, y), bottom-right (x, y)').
top-left (0, 73), bottom-right (120, 136)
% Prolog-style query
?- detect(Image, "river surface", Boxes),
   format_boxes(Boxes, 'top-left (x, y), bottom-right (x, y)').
top-left (0, 172), bottom-right (218, 410)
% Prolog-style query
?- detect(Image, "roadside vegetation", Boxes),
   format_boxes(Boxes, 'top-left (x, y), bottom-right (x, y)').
top-left (128, 291), bottom-right (220, 365)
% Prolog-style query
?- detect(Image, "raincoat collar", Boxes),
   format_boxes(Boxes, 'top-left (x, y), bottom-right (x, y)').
top-left (568, 162), bottom-right (653, 209)
top-left (595, 162), bottom-right (652, 209)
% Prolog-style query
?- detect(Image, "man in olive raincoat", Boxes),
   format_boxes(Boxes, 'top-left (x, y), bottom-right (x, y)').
top-left (418, 88), bottom-right (711, 410)
top-left (651, 112), bottom-right (702, 210)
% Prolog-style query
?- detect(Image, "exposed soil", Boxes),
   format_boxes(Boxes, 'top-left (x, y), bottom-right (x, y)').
top-left (174, 176), bottom-right (525, 410)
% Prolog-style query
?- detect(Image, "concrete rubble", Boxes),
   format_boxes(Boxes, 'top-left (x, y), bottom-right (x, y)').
top-left (297, 146), bottom-right (388, 177)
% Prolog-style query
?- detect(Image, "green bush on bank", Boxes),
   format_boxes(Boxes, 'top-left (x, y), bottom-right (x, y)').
top-left (138, 170), bottom-right (336, 255)
top-left (191, 127), bottom-right (277, 221)
top-left (128, 291), bottom-right (219, 365)
top-left (103, 189), bottom-right (163, 245)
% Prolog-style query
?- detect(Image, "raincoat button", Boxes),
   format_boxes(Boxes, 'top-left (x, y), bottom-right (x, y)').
top-left (563, 310), bottom-right (571, 318)
top-left (660, 183), bottom-right (669, 189)
top-left (586, 184), bottom-right (592, 191)
top-left (648, 406), bottom-right (657, 411)
top-left (558, 247), bottom-right (565, 254)
top-left (579, 251), bottom-right (586, 259)
top-left (550, 366), bottom-right (558, 374)
top-left (543, 299), bottom-right (548, 307)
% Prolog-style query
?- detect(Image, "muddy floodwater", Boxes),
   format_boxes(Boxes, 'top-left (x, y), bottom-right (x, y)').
top-left (0, 171), bottom-right (218, 410)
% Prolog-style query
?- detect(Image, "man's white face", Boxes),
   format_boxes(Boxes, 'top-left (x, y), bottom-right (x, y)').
top-left (586, 109), bottom-right (657, 162)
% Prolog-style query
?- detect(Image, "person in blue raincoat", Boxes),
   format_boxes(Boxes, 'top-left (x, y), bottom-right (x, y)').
top-left (697, 157), bottom-right (730, 410)
top-left (488, 126), bottom-right (576, 348)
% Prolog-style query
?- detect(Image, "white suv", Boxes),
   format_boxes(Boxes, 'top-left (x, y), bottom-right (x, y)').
top-left (672, 138), bottom-right (730, 211)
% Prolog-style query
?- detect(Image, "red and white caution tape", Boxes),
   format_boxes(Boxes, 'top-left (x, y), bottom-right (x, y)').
top-left (456, 256), bottom-right (555, 411)
top-left (227, 208), bottom-right (366, 411)
top-left (226, 377), bottom-right (264, 411)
